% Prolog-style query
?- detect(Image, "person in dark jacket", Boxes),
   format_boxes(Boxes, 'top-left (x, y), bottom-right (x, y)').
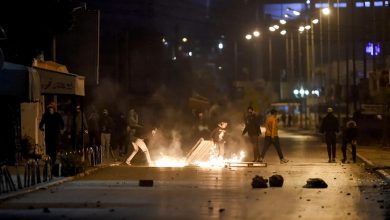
top-left (39, 104), bottom-right (64, 163)
top-left (320, 107), bottom-right (339, 162)
top-left (242, 106), bottom-right (262, 162)
top-left (100, 109), bottom-right (113, 160)
top-left (341, 119), bottom-right (358, 163)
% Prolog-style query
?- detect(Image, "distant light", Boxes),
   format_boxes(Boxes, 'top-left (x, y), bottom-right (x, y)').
top-left (164, 41), bottom-right (168, 46)
top-left (253, 30), bottom-right (260, 37)
top-left (162, 38), bottom-right (166, 43)
top-left (273, 25), bottom-right (280, 30)
top-left (172, 56), bottom-right (177, 60)
top-left (218, 66), bottom-right (222, 70)
top-left (299, 88), bottom-right (305, 96)
top-left (304, 90), bottom-right (309, 95)
top-left (298, 26), bottom-right (305, 32)
top-left (220, 35), bottom-right (225, 39)
top-left (366, 42), bottom-right (381, 56)
top-left (306, 0), bottom-right (311, 4)
top-left (280, 19), bottom-right (287, 25)
top-left (280, 30), bottom-right (287, 35)
top-left (284, 14), bottom-right (289, 18)
top-left (188, 51), bottom-right (193, 56)
top-left (322, 7), bottom-right (330, 15)
top-left (269, 26), bottom-right (276, 32)
top-left (182, 37), bottom-right (188, 43)
top-left (293, 10), bottom-right (301, 16)
top-left (245, 34), bottom-right (252, 40)
top-left (293, 89), bottom-right (299, 95)
top-left (312, 19), bottom-right (319, 24)
top-left (311, 90), bottom-right (320, 96)
top-left (218, 42), bottom-right (224, 49)
top-left (305, 25), bottom-right (311, 30)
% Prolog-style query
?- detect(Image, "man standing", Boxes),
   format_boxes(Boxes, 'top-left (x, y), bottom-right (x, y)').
top-left (39, 104), bottom-right (64, 163)
top-left (242, 107), bottom-right (262, 162)
top-left (259, 109), bottom-right (288, 164)
top-left (341, 118), bottom-right (358, 163)
top-left (100, 109), bottom-right (113, 160)
top-left (320, 107), bottom-right (339, 162)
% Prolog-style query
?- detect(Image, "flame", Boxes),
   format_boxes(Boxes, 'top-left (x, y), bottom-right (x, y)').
top-left (153, 151), bottom-right (246, 168)
top-left (154, 155), bottom-right (187, 167)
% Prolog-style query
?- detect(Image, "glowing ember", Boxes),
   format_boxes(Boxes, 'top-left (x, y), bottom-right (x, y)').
top-left (154, 151), bottom-right (246, 168)
top-left (195, 151), bottom-right (246, 168)
top-left (154, 155), bottom-right (187, 167)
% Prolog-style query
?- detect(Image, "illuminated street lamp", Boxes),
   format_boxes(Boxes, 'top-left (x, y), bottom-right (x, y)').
top-left (269, 26), bottom-right (276, 32)
top-left (245, 34), bottom-right (252, 40)
top-left (253, 30), bottom-right (260, 37)
top-left (280, 19), bottom-right (287, 25)
top-left (280, 30), bottom-right (287, 35)
top-left (182, 37), bottom-right (188, 43)
top-left (322, 7), bottom-right (330, 15)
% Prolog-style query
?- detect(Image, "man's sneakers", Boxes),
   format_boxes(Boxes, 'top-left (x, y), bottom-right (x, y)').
top-left (280, 158), bottom-right (289, 164)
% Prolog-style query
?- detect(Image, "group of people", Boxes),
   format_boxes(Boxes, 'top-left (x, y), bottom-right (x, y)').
top-left (39, 103), bottom-right (156, 166)
top-left (320, 107), bottom-right (358, 163)
top-left (39, 101), bottom-right (358, 167)
top-left (242, 107), bottom-right (289, 164)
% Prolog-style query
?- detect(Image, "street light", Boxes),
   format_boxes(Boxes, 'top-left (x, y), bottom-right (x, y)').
top-left (253, 30), bottom-right (260, 37)
top-left (321, 7), bottom-right (330, 16)
top-left (245, 34), bottom-right (252, 40)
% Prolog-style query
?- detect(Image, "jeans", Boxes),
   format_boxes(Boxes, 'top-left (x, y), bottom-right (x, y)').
top-left (260, 136), bottom-right (284, 160)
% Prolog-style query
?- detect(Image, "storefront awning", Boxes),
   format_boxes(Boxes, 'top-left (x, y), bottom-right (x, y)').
top-left (0, 62), bottom-right (40, 102)
top-left (34, 67), bottom-right (85, 96)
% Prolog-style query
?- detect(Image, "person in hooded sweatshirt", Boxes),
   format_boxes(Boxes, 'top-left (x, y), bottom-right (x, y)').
top-left (320, 107), bottom-right (339, 163)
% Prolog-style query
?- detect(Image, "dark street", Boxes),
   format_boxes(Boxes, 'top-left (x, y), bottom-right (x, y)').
top-left (0, 129), bottom-right (388, 220)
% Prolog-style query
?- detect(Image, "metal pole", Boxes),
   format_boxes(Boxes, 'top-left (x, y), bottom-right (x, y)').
top-left (234, 40), bottom-right (238, 81)
top-left (269, 38), bottom-right (273, 81)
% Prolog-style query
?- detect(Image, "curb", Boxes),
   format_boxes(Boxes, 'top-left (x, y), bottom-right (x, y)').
top-left (0, 164), bottom-right (109, 202)
top-left (352, 148), bottom-right (390, 184)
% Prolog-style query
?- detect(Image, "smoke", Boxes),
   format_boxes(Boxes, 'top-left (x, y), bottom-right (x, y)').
top-left (150, 129), bottom-right (185, 159)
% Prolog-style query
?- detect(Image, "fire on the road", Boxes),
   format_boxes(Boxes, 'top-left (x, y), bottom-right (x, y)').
top-left (154, 151), bottom-right (246, 168)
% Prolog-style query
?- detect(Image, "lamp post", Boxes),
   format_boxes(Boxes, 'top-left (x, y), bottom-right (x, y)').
top-left (244, 30), bottom-right (261, 80)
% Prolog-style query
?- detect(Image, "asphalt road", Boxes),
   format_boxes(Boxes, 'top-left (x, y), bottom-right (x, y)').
top-left (0, 130), bottom-right (389, 220)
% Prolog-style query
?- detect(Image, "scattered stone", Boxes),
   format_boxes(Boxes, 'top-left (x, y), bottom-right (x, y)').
top-left (349, 178), bottom-right (353, 180)
top-left (298, 215), bottom-right (301, 218)
top-left (380, 205), bottom-right (384, 209)
top-left (264, 191), bottom-right (267, 194)
top-left (219, 208), bottom-right (225, 213)
top-left (269, 175), bottom-right (284, 187)
top-left (139, 180), bottom-right (154, 187)
top-left (299, 197), bottom-right (302, 200)
top-left (377, 200), bottom-right (384, 203)
top-left (208, 200), bottom-right (211, 203)
top-left (340, 191), bottom-right (343, 193)
top-left (252, 175), bottom-right (268, 188)
top-left (303, 178), bottom-right (328, 188)
top-left (43, 207), bottom-right (50, 213)
top-left (321, 206), bottom-right (324, 208)
top-left (208, 207), bottom-right (213, 210)
top-left (347, 212), bottom-right (351, 215)
top-left (306, 199), bottom-right (311, 201)
top-left (373, 184), bottom-right (378, 188)
top-left (109, 209), bottom-right (115, 212)
top-left (334, 177), bottom-right (336, 180)
top-left (346, 193), bottom-right (351, 196)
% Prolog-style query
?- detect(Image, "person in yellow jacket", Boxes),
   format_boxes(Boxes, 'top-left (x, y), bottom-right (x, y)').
top-left (259, 109), bottom-right (289, 164)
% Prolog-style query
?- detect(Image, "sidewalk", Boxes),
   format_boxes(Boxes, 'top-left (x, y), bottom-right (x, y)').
top-left (281, 127), bottom-right (390, 183)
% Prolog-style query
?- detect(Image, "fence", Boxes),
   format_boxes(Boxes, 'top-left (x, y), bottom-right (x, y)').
top-left (0, 146), bottom-right (103, 195)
